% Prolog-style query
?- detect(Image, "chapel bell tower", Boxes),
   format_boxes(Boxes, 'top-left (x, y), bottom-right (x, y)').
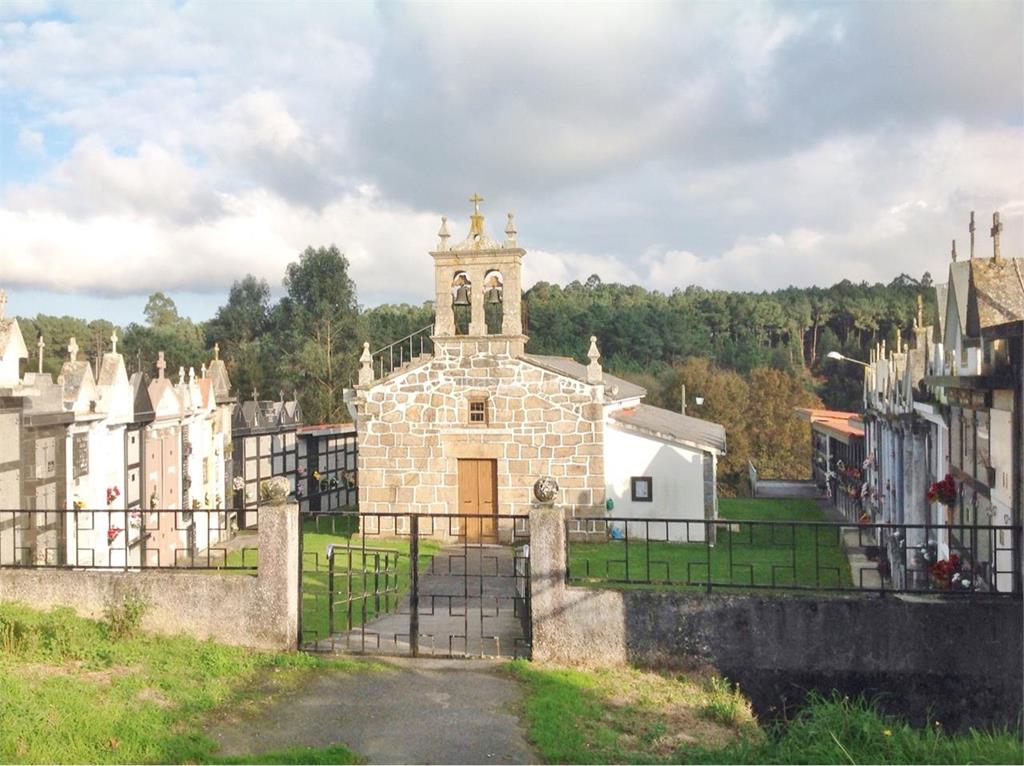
top-left (431, 194), bottom-right (527, 356)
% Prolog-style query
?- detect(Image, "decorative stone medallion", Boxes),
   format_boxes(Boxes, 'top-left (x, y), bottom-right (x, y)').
top-left (533, 475), bottom-right (559, 504)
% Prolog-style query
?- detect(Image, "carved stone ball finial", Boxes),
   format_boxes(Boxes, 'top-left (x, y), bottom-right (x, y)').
top-left (358, 341), bottom-right (374, 386)
top-left (533, 476), bottom-right (559, 505)
top-left (259, 476), bottom-right (292, 505)
top-left (586, 335), bottom-right (603, 384)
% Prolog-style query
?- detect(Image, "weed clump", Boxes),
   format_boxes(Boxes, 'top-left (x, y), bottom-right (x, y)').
top-left (103, 592), bottom-right (148, 640)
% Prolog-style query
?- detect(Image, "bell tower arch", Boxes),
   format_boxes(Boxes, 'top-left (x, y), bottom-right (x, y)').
top-left (431, 194), bottom-right (527, 356)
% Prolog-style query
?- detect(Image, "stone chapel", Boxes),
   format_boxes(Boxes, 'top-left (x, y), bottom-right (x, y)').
top-left (351, 196), bottom-right (726, 540)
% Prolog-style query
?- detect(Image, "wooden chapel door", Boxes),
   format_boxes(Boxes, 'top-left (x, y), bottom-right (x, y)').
top-left (457, 459), bottom-right (497, 543)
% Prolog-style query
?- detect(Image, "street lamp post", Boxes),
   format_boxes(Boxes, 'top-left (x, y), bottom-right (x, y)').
top-left (826, 350), bottom-right (870, 368)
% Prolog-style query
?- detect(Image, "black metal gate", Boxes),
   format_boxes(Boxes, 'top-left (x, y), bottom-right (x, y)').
top-left (299, 512), bottom-right (531, 658)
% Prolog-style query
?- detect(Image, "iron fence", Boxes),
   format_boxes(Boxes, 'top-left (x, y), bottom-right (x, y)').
top-left (566, 516), bottom-right (1021, 596)
top-left (0, 508), bottom-right (258, 571)
top-left (300, 511), bottom-right (531, 658)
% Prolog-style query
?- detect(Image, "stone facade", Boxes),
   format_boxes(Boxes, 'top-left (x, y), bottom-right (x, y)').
top-left (356, 344), bottom-right (606, 520)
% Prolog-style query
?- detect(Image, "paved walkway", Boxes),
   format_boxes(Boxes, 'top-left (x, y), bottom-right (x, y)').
top-left (207, 657), bottom-right (537, 764)
top-left (312, 545), bottom-right (530, 658)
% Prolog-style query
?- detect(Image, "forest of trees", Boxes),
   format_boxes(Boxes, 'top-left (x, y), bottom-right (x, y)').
top-left (16, 246), bottom-right (936, 493)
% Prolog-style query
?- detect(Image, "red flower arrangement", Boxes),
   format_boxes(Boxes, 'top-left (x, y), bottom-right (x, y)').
top-left (106, 486), bottom-right (121, 506)
top-left (107, 526), bottom-right (122, 544)
top-left (927, 474), bottom-right (957, 506)
top-left (929, 554), bottom-right (972, 590)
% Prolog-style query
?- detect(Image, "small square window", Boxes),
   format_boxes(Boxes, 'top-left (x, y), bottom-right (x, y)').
top-left (469, 399), bottom-right (487, 425)
top-left (631, 476), bottom-right (653, 502)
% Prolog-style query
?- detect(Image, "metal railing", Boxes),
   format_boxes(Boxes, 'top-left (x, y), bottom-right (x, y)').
top-left (0, 508), bottom-right (258, 571)
top-left (566, 516), bottom-right (1021, 596)
top-left (300, 511), bottom-right (531, 658)
top-left (372, 324), bottom-right (434, 379)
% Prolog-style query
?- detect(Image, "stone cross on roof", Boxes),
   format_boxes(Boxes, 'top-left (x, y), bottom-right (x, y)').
top-left (916, 294), bottom-right (924, 328)
top-left (468, 193), bottom-right (485, 238)
top-left (110, 330), bottom-right (118, 354)
top-left (251, 386), bottom-right (258, 402)
top-left (969, 210), bottom-right (976, 259)
top-left (201, 363), bottom-right (207, 378)
top-left (991, 211), bottom-right (1002, 261)
top-left (37, 335), bottom-right (44, 374)
top-left (213, 342), bottom-right (220, 361)
top-left (951, 239), bottom-right (957, 262)
top-left (68, 337), bottom-right (79, 361)
top-left (188, 366), bottom-right (196, 384)
top-left (156, 351), bottom-right (166, 379)
top-left (0, 288), bottom-right (6, 320)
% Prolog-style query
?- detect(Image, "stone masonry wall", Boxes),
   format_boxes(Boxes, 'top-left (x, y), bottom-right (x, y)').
top-left (356, 346), bottom-right (605, 526)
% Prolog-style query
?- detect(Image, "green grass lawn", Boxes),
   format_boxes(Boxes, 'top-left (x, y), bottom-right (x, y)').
top-left (0, 603), bottom-right (362, 764)
top-left (506, 662), bottom-right (1024, 765)
top-left (569, 498), bottom-right (853, 592)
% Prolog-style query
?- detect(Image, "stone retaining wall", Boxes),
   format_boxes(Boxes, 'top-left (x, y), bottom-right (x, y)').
top-left (0, 503), bottom-right (300, 651)
top-left (529, 505), bottom-right (1023, 730)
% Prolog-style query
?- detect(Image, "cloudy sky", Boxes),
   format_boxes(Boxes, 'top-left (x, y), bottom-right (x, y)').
top-left (2, 0), bottom-right (1022, 324)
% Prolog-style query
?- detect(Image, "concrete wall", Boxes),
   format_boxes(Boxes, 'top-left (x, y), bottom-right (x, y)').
top-left (0, 503), bottom-right (300, 651)
top-left (529, 505), bottom-right (1023, 730)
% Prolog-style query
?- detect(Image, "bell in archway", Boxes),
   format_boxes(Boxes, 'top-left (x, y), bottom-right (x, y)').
top-left (453, 284), bottom-right (471, 306)
top-left (485, 285), bottom-right (503, 304)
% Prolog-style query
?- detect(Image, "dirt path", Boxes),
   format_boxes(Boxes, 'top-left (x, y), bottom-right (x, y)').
top-left (207, 657), bottom-right (538, 764)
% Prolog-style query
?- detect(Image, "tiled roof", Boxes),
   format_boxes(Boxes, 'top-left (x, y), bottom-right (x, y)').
top-left (968, 257), bottom-right (1024, 333)
top-left (609, 403), bottom-right (726, 455)
top-left (520, 354), bottom-right (646, 401)
top-left (796, 407), bottom-right (864, 440)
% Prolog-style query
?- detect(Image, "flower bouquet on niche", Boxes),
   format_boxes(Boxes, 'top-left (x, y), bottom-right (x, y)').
top-left (927, 474), bottom-right (957, 507)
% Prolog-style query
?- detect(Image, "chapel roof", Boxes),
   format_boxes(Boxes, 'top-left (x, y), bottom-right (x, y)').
top-left (520, 354), bottom-right (646, 402)
top-left (609, 404), bottom-right (727, 456)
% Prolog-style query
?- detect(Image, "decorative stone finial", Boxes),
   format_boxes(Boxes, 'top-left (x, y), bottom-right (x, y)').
top-left (252, 386), bottom-right (258, 402)
top-left (951, 239), bottom-right (957, 262)
top-left (188, 366), bottom-right (196, 384)
top-left (213, 342), bottom-right (220, 361)
top-left (156, 351), bottom-right (166, 379)
top-left (178, 366), bottom-right (185, 385)
top-left (437, 216), bottom-right (450, 250)
top-left (504, 212), bottom-right (517, 245)
top-left (533, 476), bottom-right (559, 506)
top-left (37, 335), bottom-right (44, 374)
top-left (259, 476), bottom-right (291, 504)
top-left (67, 337), bottom-right (79, 361)
top-left (586, 335), bottom-right (603, 384)
top-left (0, 288), bottom-right (6, 320)
top-left (358, 341), bottom-right (374, 386)
top-left (991, 211), bottom-right (1002, 262)
top-left (969, 210), bottom-right (976, 259)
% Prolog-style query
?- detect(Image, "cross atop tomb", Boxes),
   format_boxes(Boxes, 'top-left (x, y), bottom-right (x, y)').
top-left (916, 294), bottom-right (924, 328)
top-left (37, 335), bottom-right (45, 374)
top-left (0, 289), bottom-right (7, 320)
top-left (969, 210), bottom-right (976, 259)
top-left (991, 211), bottom-right (1002, 261)
top-left (251, 386), bottom-right (258, 402)
top-left (68, 337), bottom-right (79, 361)
top-left (213, 342), bottom-right (220, 361)
top-left (951, 239), bottom-right (957, 262)
top-left (201, 363), bottom-right (207, 379)
top-left (156, 351), bottom-right (166, 379)
top-left (110, 330), bottom-right (118, 354)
